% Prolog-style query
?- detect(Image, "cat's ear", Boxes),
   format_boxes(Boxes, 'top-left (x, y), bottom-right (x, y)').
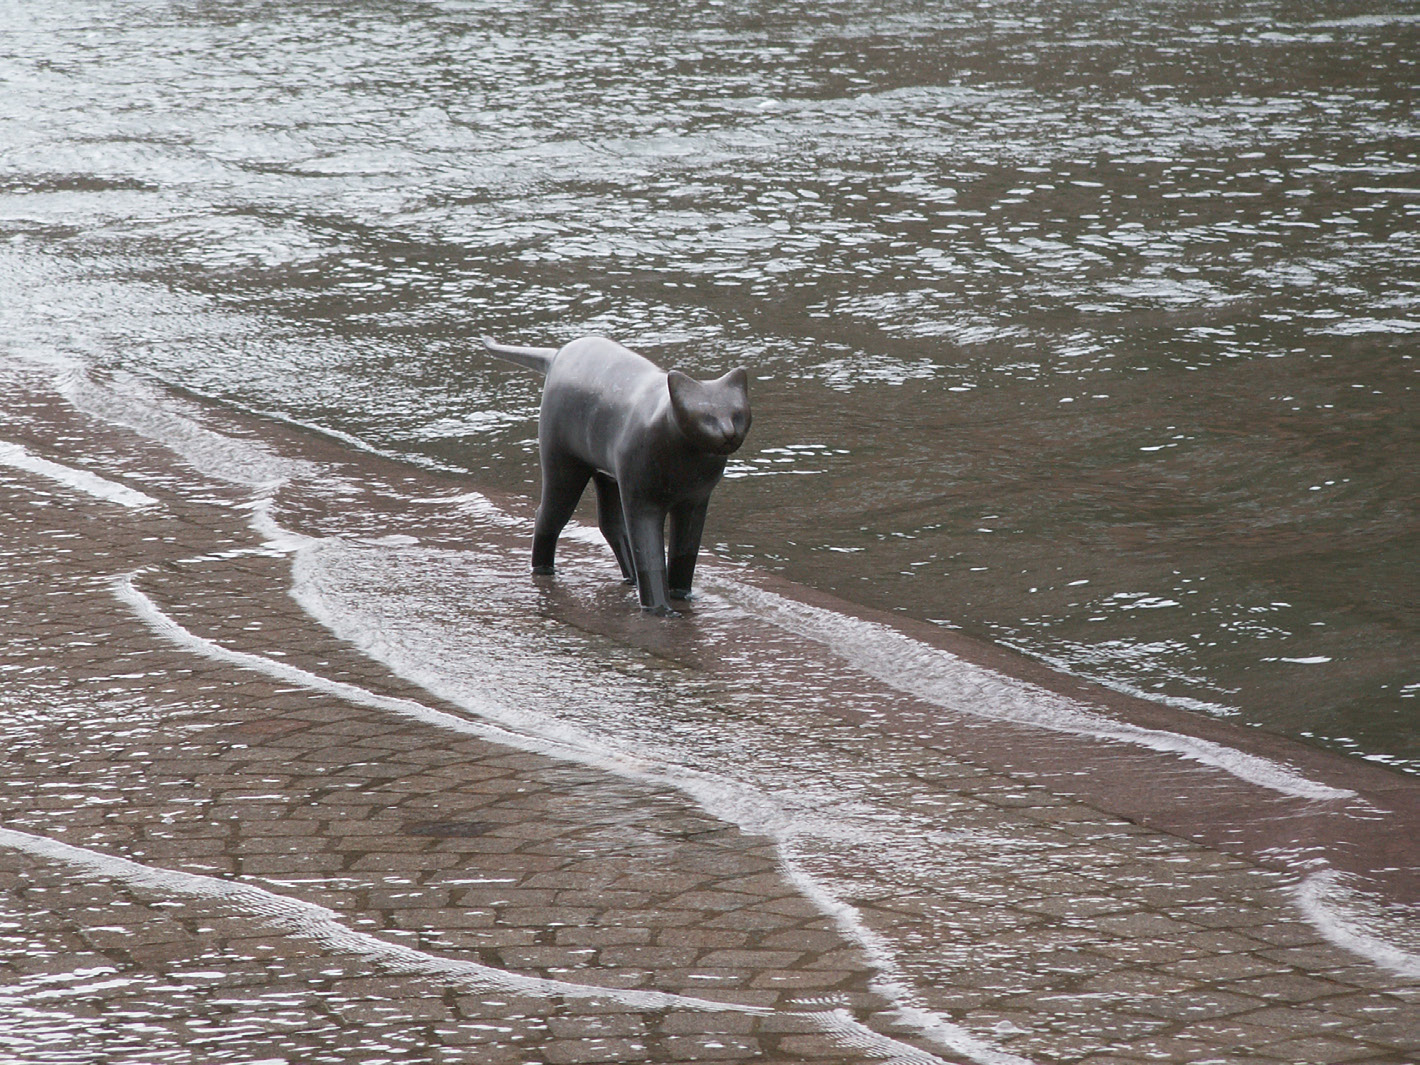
top-left (667, 369), bottom-right (699, 424)
top-left (724, 366), bottom-right (749, 394)
top-left (667, 369), bottom-right (696, 405)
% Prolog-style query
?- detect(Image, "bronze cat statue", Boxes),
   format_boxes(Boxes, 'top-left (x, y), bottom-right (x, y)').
top-left (481, 336), bottom-right (751, 616)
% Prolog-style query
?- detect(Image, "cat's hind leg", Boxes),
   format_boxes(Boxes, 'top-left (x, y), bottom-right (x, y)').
top-left (532, 454), bottom-right (592, 575)
top-left (592, 472), bottom-right (636, 584)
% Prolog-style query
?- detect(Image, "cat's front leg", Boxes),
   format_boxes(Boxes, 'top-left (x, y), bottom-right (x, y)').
top-left (622, 502), bottom-right (677, 617)
top-left (667, 499), bottom-right (709, 600)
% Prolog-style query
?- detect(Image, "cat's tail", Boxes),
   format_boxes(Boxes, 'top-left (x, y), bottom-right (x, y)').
top-left (481, 337), bottom-right (558, 375)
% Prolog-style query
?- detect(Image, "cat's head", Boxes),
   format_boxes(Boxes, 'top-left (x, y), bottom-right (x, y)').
top-left (667, 367), bottom-right (752, 455)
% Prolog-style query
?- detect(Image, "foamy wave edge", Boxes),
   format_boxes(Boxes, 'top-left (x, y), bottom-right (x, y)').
top-left (0, 440), bottom-right (158, 509)
top-left (0, 825), bottom-right (744, 1012)
top-left (1293, 871), bottom-right (1420, 979)
top-left (712, 578), bottom-right (1355, 803)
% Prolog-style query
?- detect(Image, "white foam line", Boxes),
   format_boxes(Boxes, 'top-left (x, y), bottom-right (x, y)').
top-left (244, 494), bottom-right (320, 553)
top-left (113, 570), bottom-right (676, 795)
top-left (0, 440), bottom-right (158, 509)
top-left (809, 1008), bottom-right (970, 1065)
top-left (1293, 871), bottom-right (1420, 979)
top-left (715, 580), bottom-right (1355, 803)
top-left (997, 638), bottom-right (1239, 719)
top-left (114, 570), bottom-right (1016, 1065)
top-left (408, 489), bottom-right (533, 530)
top-left (238, 402), bottom-right (470, 478)
top-left (56, 368), bottom-right (316, 488)
top-left (779, 861), bottom-right (1036, 1065)
top-left (404, 489), bottom-right (612, 547)
top-left (0, 824), bottom-right (753, 1013)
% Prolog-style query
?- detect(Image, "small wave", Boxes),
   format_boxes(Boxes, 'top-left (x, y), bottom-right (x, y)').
top-left (409, 489), bottom-right (533, 530)
top-left (997, 638), bottom-right (1240, 720)
top-left (56, 368), bottom-right (320, 488)
top-left (1293, 870), bottom-right (1420, 979)
top-left (0, 440), bottom-right (158, 509)
top-left (714, 579), bottom-right (1356, 803)
top-left (1319, 317), bottom-right (1420, 336)
top-left (0, 824), bottom-right (756, 1013)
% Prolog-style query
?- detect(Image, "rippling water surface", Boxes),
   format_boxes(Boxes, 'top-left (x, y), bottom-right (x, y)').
top-left (1, 0), bottom-right (1416, 768)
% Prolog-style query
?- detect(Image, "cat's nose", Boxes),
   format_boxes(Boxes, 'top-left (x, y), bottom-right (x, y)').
top-left (716, 423), bottom-right (742, 453)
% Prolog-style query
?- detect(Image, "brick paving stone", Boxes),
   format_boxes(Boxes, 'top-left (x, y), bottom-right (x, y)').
top-left (658, 1012), bottom-right (761, 1035)
top-left (659, 1035), bottom-right (761, 1060)
top-left (1348, 1017), bottom-right (1420, 1053)
top-left (749, 968), bottom-right (860, 990)
top-left (1017, 894), bottom-right (1139, 919)
top-left (1129, 987), bottom-right (1267, 1022)
top-left (1230, 1003), bottom-right (1353, 1034)
top-left (542, 1036), bottom-right (654, 1063)
top-left (558, 926), bottom-right (657, 947)
top-left (1253, 1035), bottom-right (1393, 1063)
top-left (1173, 951), bottom-right (1283, 982)
top-left (1227, 972), bottom-right (1356, 1004)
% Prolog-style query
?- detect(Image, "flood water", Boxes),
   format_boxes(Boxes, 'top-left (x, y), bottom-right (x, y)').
top-left (2, 3), bottom-right (1420, 1061)
top-left (1, 2), bottom-right (1416, 770)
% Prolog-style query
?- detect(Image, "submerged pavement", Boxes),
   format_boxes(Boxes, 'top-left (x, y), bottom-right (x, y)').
top-left (1, 373), bottom-right (1418, 1064)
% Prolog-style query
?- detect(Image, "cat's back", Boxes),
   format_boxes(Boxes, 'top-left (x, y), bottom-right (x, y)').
top-left (546, 336), bottom-right (663, 391)
top-left (539, 337), bottom-right (668, 461)
top-left (543, 337), bottom-right (666, 422)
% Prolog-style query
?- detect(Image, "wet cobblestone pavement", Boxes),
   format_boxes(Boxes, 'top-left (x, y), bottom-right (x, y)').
top-left (1, 370), bottom-right (1418, 1063)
